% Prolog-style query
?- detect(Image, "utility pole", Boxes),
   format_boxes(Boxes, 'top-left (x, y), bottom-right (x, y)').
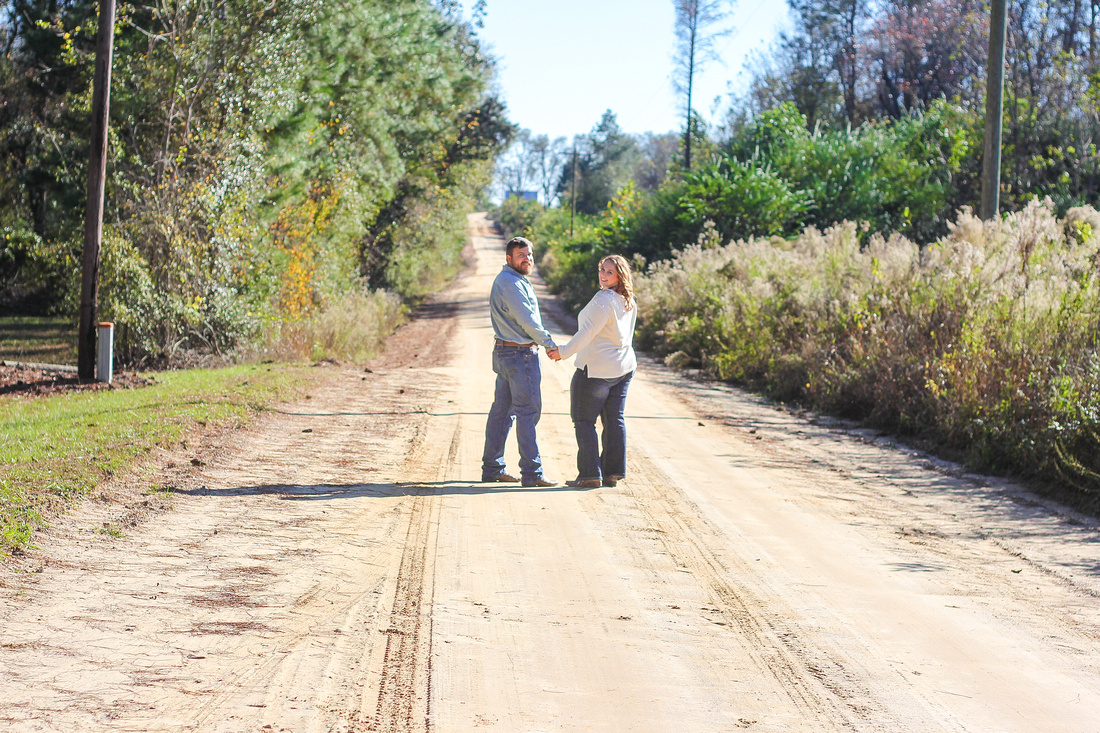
top-left (78, 0), bottom-right (116, 380)
top-left (981, 0), bottom-right (1008, 220)
top-left (569, 145), bottom-right (577, 238)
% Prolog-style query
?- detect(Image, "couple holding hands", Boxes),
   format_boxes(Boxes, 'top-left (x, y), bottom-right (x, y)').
top-left (481, 236), bottom-right (637, 490)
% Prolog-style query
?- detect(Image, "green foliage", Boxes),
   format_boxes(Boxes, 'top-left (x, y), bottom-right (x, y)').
top-left (491, 195), bottom-right (545, 242)
top-left (0, 0), bottom-right (507, 363)
top-left (543, 100), bottom-right (976, 270)
top-left (676, 159), bottom-right (811, 242)
top-left (728, 101), bottom-right (975, 244)
top-left (637, 200), bottom-right (1100, 510)
top-left (559, 111), bottom-right (639, 216)
top-left (741, 0), bottom-right (1100, 220)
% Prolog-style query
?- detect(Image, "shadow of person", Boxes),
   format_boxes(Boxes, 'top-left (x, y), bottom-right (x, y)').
top-left (168, 480), bottom-right (600, 499)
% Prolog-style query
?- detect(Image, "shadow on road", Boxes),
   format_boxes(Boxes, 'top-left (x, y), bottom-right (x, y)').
top-left (169, 481), bottom-right (600, 499)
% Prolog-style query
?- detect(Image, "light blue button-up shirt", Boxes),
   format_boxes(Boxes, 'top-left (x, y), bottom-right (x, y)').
top-left (489, 264), bottom-right (556, 349)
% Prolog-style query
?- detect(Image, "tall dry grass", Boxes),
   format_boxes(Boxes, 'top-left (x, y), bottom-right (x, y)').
top-left (257, 287), bottom-right (406, 364)
top-left (638, 199), bottom-right (1100, 508)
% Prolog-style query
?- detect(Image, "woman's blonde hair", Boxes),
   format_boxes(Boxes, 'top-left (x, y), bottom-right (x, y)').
top-left (601, 254), bottom-right (635, 311)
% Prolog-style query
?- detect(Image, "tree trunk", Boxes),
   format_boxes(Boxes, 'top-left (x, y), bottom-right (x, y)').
top-left (684, 20), bottom-right (696, 172)
top-left (1091, 0), bottom-right (1098, 60)
top-left (843, 0), bottom-right (858, 124)
top-left (1064, 0), bottom-right (1082, 54)
top-left (981, 0), bottom-right (1008, 220)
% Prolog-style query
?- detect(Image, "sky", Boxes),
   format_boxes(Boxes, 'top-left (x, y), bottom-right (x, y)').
top-left (458, 0), bottom-right (791, 142)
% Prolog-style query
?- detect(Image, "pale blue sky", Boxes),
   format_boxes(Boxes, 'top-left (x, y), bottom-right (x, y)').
top-left (460, 0), bottom-right (790, 141)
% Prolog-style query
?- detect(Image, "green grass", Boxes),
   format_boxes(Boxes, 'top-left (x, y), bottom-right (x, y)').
top-left (0, 363), bottom-right (318, 554)
top-left (0, 316), bottom-right (79, 365)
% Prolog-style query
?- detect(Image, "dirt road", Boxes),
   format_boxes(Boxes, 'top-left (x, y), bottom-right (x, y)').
top-left (3, 214), bottom-right (1100, 732)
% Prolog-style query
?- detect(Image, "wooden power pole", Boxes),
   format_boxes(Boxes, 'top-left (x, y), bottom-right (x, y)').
top-left (78, 0), bottom-right (117, 380)
top-left (981, 0), bottom-right (1008, 221)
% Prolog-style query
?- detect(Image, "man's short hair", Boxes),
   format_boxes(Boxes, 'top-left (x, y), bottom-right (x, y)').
top-left (506, 237), bottom-right (533, 257)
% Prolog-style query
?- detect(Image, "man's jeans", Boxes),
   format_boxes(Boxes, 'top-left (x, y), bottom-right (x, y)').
top-left (482, 345), bottom-right (544, 482)
top-left (570, 367), bottom-right (634, 481)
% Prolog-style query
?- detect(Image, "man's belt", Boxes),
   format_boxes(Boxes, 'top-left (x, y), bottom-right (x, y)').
top-left (495, 339), bottom-right (536, 347)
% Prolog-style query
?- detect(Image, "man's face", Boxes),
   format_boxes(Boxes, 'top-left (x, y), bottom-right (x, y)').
top-left (507, 245), bottom-right (534, 275)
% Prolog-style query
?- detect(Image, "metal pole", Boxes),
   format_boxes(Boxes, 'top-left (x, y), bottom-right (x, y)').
top-left (78, 0), bottom-right (116, 380)
top-left (569, 145), bottom-right (577, 238)
top-left (981, 0), bottom-right (1008, 221)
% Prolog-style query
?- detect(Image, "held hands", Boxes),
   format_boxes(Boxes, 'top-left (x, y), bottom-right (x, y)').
top-left (546, 347), bottom-right (562, 361)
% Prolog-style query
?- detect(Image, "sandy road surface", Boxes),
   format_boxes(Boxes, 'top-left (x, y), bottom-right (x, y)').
top-left (3, 214), bottom-right (1100, 732)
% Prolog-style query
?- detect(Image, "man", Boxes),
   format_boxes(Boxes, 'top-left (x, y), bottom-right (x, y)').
top-left (482, 236), bottom-right (559, 488)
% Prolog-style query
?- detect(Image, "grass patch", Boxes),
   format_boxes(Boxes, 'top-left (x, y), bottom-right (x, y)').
top-left (0, 316), bottom-right (78, 365)
top-left (0, 363), bottom-right (318, 554)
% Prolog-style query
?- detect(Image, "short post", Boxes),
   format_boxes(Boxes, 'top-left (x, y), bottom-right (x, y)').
top-left (97, 322), bottom-right (114, 383)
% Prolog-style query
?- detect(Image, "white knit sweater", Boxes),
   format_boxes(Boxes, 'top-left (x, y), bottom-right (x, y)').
top-left (559, 288), bottom-right (637, 378)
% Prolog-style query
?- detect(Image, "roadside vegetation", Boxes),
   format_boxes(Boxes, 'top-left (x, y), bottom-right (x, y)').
top-left (639, 201), bottom-right (1100, 510)
top-left (0, 0), bottom-right (508, 556)
top-left (0, 0), bottom-right (510, 365)
top-left (0, 364), bottom-right (316, 553)
top-left (492, 1), bottom-right (1100, 510)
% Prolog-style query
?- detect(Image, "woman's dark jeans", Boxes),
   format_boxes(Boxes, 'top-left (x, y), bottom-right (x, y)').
top-left (570, 367), bottom-right (634, 481)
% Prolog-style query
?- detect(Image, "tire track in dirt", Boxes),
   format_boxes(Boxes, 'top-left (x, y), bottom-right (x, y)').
top-left (368, 486), bottom-right (438, 731)
top-left (615, 450), bottom-right (890, 731)
top-left (366, 415), bottom-right (464, 732)
top-left (0, 259), bottom-right (466, 731)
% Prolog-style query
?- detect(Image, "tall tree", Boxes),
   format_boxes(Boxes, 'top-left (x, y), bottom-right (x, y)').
top-left (530, 134), bottom-right (569, 206)
top-left (672, 0), bottom-right (732, 171)
top-left (868, 0), bottom-right (986, 117)
top-left (633, 132), bottom-right (680, 192)
top-left (773, 3), bottom-right (845, 128)
top-left (559, 111), bottom-right (638, 215)
top-left (786, 1), bottom-right (865, 124)
top-left (497, 129), bottom-right (537, 198)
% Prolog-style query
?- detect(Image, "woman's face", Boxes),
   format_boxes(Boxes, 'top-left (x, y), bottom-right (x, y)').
top-left (598, 259), bottom-right (619, 290)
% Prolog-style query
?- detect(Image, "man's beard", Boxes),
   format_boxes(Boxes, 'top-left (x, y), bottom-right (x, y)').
top-left (514, 261), bottom-right (532, 275)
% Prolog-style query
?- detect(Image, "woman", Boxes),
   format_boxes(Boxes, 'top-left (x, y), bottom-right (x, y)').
top-left (556, 255), bottom-right (638, 489)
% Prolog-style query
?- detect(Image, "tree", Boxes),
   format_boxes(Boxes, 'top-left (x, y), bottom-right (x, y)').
top-left (530, 134), bottom-right (569, 206)
top-left (530, 134), bottom-right (567, 203)
top-left (632, 132), bottom-right (680, 192)
top-left (0, 0), bottom-right (512, 356)
top-left (773, 5), bottom-right (845, 128)
top-left (672, 0), bottom-right (732, 171)
top-left (867, 0), bottom-right (986, 118)
top-left (559, 111), bottom-right (638, 215)
top-left (497, 129), bottom-right (537, 198)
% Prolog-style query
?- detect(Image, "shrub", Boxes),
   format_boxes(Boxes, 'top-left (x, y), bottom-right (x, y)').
top-left (637, 200), bottom-right (1100, 508)
top-left (492, 196), bottom-right (545, 242)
